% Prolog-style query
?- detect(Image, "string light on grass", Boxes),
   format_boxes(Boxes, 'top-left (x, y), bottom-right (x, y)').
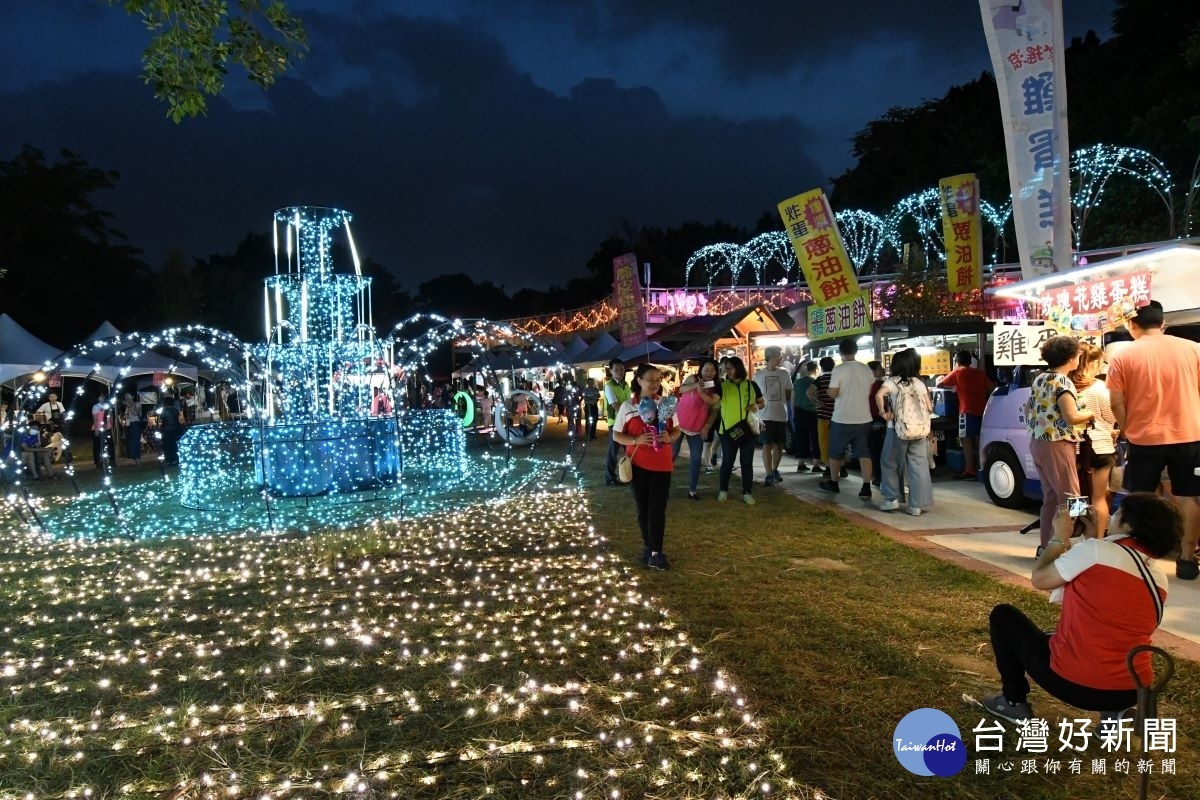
top-left (0, 491), bottom-right (802, 798)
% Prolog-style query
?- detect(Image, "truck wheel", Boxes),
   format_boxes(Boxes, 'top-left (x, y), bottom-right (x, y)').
top-left (984, 448), bottom-right (1026, 509)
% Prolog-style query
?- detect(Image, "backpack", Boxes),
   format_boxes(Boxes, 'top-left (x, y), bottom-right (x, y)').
top-left (891, 379), bottom-right (931, 440)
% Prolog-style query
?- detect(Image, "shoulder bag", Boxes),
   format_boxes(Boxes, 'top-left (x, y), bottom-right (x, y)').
top-left (1116, 541), bottom-right (1164, 625)
top-left (617, 444), bottom-right (639, 483)
top-left (722, 381), bottom-right (753, 441)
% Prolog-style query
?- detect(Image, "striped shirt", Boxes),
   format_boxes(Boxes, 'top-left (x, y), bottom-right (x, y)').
top-left (1078, 379), bottom-right (1117, 456)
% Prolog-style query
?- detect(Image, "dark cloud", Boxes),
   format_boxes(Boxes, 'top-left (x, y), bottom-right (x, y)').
top-left (0, 11), bottom-right (823, 294)
top-left (497, 0), bottom-right (1115, 79)
top-left (0, 2), bottom-right (1116, 298)
top-left (0, 1), bottom-right (146, 91)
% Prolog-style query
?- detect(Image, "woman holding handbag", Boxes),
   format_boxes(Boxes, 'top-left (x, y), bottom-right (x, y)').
top-left (676, 358), bottom-right (722, 500)
top-left (716, 356), bottom-right (764, 505)
top-left (613, 364), bottom-right (681, 570)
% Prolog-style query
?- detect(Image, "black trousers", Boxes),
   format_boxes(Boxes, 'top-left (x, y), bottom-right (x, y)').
top-left (868, 421), bottom-right (887, 482)
top-left (92, 431), bottom-right (113, 468)
top-left (719, 432), bottom-right (757, 494)
top-left (584, 404), bottom-right (599, 440)
top-left (630, 465), bottom-right (671, 552)
top-left (798, 408), bottom-right (820, 459)
top-left (989, 603), bottom-right (1137, 711)
top-left (162, 430), bottom-right (181, 466)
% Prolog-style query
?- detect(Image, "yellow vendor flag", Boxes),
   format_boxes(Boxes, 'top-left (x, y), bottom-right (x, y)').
top-left (939, 174), bottom-right (983, 292)
top-left (778, 189), bottom-right (860, 304)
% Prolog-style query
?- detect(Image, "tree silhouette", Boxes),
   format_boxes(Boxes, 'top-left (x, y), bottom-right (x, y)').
top-left (0, 145), bottom-right (153, 344)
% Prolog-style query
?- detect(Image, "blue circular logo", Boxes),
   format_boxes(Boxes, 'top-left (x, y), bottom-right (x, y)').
top-left (892, 708), bottom-right (967, 777)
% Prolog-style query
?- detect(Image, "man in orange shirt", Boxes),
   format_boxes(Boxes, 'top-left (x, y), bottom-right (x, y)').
top-left (1107, 300), bottom-right (1200, 579)
top-left (937, 350), bottom-right (994, 479)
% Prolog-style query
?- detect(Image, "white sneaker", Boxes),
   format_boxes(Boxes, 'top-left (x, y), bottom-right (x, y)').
top-left (907, 507), bottom-right (922, 516)
top-left (878, 499), bottom-right (901, 512)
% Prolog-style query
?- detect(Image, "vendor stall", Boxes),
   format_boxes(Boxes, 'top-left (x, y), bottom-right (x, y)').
top-left (977, 243), bottom-right (1200, 508)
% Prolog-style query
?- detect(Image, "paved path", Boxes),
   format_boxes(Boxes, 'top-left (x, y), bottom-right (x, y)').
top-left (771, 457), bottom-right (1200, 662)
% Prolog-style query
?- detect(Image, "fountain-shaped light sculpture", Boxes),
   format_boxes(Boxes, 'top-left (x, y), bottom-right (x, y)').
top-left (249, 207), bottom-right (401, 496)
top-left (176, 207), bottom-right (463, 506)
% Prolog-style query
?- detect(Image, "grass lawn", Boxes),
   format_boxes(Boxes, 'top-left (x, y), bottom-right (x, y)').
top-left (0, 441), bottom-right (802, 799)
top-left (569, 424), bottom-right (1200, 799)
top-left (2, 419), bottom-right (1198, 799)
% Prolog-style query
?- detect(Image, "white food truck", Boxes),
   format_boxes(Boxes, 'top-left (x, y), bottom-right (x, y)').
top-left (978, 243), bottom-right (1200, 508)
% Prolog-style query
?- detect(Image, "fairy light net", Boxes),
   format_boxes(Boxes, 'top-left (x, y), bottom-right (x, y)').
top-left (2, 208), bottom-right (577, 539)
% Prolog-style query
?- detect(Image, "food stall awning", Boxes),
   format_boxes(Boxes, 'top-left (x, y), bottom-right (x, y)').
top-left (987, 243), bottom-right (1200, 324)
top-left (674, 305), bottom-right (781, 356)
top-left (877, 316), bottom-right (992, 337)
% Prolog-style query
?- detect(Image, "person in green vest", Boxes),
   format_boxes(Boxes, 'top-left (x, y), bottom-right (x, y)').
top-left (717, 356), bottom-right (765, 504)
top-left (603, 359), bottom-right (632, 485)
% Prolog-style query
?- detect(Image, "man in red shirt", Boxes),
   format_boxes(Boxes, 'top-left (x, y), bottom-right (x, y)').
top-left (937, 350), bottom-right (994, 479)
top-left (1107, 300), bottom-right (1200, 580)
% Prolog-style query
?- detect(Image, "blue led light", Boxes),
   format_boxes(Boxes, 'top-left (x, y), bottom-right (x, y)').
top-left (2, 206), bottom-right (581, 539)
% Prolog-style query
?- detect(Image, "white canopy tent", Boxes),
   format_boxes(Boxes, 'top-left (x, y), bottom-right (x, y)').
top-left (56, 322), bottom-right (200, 385)
top-left (0, 313), bottom-right (61, 385)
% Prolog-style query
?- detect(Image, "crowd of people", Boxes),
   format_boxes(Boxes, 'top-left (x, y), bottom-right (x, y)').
top-left (601, 340), bottom-right (961, 570)
top-left (981, 297), bottom-right (1198, 728)
top-left (0, 386), bottom-right (198, 479)
top-left (1019, 300), bottom-right (1200, 578)
top-left (601, 305), bottom-right (1195, 733)
top-left (788, 338), bottom-right (951, 516)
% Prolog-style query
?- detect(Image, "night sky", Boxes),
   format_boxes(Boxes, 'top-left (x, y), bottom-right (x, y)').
top-left (0, 0), bottom-right (1114, 292)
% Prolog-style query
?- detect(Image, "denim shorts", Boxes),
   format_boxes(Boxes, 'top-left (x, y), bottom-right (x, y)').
top-left (829, 421), bottom-right (871, 459)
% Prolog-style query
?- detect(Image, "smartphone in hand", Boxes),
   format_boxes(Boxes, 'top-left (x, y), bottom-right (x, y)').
top-left (1066, 495), bottom-right (1089, 518)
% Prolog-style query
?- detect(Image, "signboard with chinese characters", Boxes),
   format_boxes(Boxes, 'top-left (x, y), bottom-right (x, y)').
top-left (921, 350), bottom-right (953, 376)
top-left (882, 350), bottom-right (953, 376)
top-left (939, 173), bottom-right (983, 292)
top-left (611, 253), bottom-right (647, 348)
top-left (778, 188), bottom-right (861, 304)
top-left (979, 0), bottom-right (1072, 280)
top-left (1036, 271), bottom-right (1152, 320)
top-left (806, 290), bottom-right (871, 341)
top-left (992, 321), bottom-right (1101, 366)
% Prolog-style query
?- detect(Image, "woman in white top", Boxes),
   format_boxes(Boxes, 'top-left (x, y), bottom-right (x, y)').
top-left (1071, 342), bottom-right (1119, 536)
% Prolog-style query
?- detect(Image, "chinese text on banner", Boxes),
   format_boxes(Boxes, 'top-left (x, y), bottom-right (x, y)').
top-left (940, 173), bottom-right (984, 292)
top-left (979, 0), bottom-right (1072, 280)
top-left (806, 290), bottom-right (871, 341)
top-left (993, 322), bottom-right (1102, 366)
top-left (778, 189), bottom-right (861, 304)
top-left (611, 253), bottom-right (647, 348)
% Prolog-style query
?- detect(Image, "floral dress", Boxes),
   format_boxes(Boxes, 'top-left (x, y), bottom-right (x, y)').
top-left (1024, 372), bottom-right (1082, 442)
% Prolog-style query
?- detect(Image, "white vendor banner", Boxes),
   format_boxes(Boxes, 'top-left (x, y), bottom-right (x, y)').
top-left (979, 0), bottom-right (1072, 280)
top-left (992, 321), bottom-right (1101, 366)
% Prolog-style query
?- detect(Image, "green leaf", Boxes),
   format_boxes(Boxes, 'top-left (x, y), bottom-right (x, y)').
top-left (109, 0), bottom-right (307, 122)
